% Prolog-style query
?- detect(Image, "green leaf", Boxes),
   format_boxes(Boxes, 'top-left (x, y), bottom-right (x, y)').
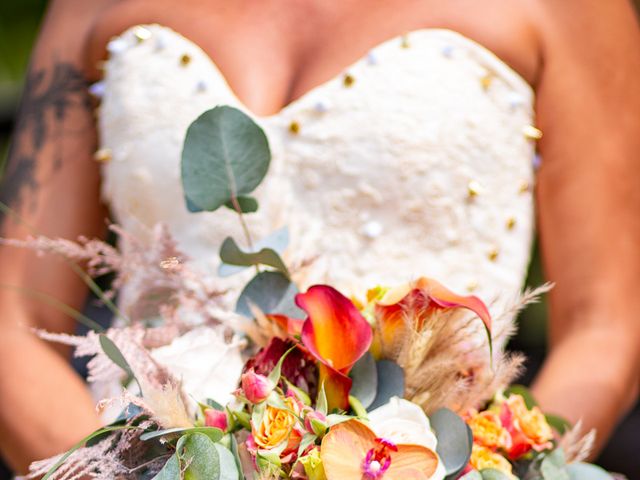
top-left (99, 334), bottom-right (136, 381)
top-left (140, 426), bottom-right (223, 443)
top-left (298, 433), bottom-right (318, 457)
top-left (459, 472), bottom-right (483, 480)
top-left (181, 105), bottom-right (270, 212)
top-left (219, 227), bottom-right (289, 277)
top-left (349, 352), bottom-right (378, 409)
top-left (231, 410), bottom-right (251, 430)
top-left (430, 408), bottom-right (473, 480)
top-left (368, 360), bottom-right (405, 410)
top-left (504, 385), bottom-right (538, 409)
top-left (480, 469), bottom-right (513, 480)
top-left (220, 236), bottom-right (289, 277)
top-left (206, 398), bottom-right (225, 411)
top-left (316, 382), bottom-right (328, 415)
top-left (541, 449), bottom-right (569, 480)
top-left (348, 395), bottom-right (368, 418)
top-left (179, 432), bottom-right (221, 480)
top-left (236, 271), bottom-right (303, 318)
top-left (267, 346), bottom-right (296, 384)
top-left (42, 425), bottom-right (139, 480)
top-left (226, 433), bottom-right (244, 480)
top-left (214, 444), bottom-right (240, 480)
top-left (152, 454), bottom-right (181, 480)
top-left (545, 414), bottom-right (572, 434)
top-left (224, 196), bottom-right (259, 214)
top-left (566, 463), bottom-right (614, 480)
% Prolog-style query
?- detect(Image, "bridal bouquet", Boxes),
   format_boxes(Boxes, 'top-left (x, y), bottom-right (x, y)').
top-left (13, 107), bottom-right (613, 480)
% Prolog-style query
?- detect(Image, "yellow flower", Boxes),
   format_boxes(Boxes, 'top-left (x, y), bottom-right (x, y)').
top-left (467, 411), bottom-right (510, 450)
top-left (253, 398), bottom-right (299, 450)
top-left (505, 395), bottom-right (553, 447)
top-left (469, 444), bottom-right (515, 478)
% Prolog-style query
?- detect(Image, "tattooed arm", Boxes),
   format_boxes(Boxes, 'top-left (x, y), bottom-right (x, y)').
top-left (0, 0), bottom-right (115, 473)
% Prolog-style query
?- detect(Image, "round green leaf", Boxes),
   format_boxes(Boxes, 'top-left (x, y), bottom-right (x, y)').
top-left (236, 271), bottom-right (303, 318)
top-left (541, 449), bottom-right (569, 480)
top-left (214, 444), bottom-right (240, 480)
top-left (181, 105), bottom-right (270, 212)
top-left (224, 196), bottom-right (259, 214)
top-left (180, 432), bottom-right (221, 480)
top-left (152, 453), bottom-right (181, 480)
top-left (459, 472), bottom-right (483, 480)
top-left (368, 360), bottom-right (405, 410)
top-left (430, 408), bottom-right (473, 479)
top-left (480, 469), bottom-right (513, 480)
top-left (349, 352), bottom-right (378, 409)
top-left (566, 463), bottom-right (614, 480)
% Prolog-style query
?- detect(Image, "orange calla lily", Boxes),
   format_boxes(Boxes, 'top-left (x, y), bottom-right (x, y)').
top-left (296, 285), bottom-right (373, 411)
top-left (376, 277), bottom-right (493, 355)
top-left (320, 420), bottom-right (439, 480)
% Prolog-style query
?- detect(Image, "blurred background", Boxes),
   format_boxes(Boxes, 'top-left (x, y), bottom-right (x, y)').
top-left (0, 1), bottom-right (638, 478)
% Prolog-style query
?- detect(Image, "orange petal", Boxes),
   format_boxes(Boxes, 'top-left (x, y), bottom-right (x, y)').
top-left (378, 277), bottom-right (492, 352)
top-left (298, 285), bottom-right (373, 373)
top-left (319, 362), bottom-right (353, 412)
top-left (320, 420), bottom-right (376, 480)
top-left (267, 314), bottom-right (304, 336)
top-left (385, 444), bottom-right (439, 479)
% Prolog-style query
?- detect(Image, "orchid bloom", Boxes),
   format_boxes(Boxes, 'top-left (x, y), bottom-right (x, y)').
top-left (321, 420), bottom-right (439, 480)
top-left (375, 277), bottom-right (493, 356)
top-left (296, 285), bottom-right (373, 411)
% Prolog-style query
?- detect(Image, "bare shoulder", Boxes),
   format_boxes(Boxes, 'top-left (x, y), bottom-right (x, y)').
top-left (529, 0), bottom-right (640, 61)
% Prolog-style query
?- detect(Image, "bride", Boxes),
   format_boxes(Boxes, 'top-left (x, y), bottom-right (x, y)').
top-left (1, 0), bottom-right (639, 475)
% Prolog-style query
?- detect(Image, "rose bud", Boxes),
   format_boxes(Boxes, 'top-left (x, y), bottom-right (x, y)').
top-left (241, 368), bottom-right (275, 404)
top-left (204, 408), bottom-right (228, 432)
top-left (304, 411), bottom-right (328, 438)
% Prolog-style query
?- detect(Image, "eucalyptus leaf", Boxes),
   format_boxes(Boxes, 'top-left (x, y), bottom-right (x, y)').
top-left (140, 426), bottom-right (223, 443)
top-left (181, 105), bottom-right (270, 212)
top-left (236, 271), bottom-right (303, 318)
top-left (430, 408), bottom-right (473, 480)
top-left (219, 227), bottom-right (290, 277)
top-left (152, 454), bottom-right (181, 480)
top-left (480, 469), bottom-right (513, 480)
top-left (368, 360), bottom-right (405, 410)
top-left (459, 472), bottom-right (483, 480)
top-left (179, 432), bottom-right (221, 480)
top-left (566, 463), bottom-right (614, 480)
top-left (541, 449), bottom-right (568, 480)
top-left (214, 444), bottom-right (240, 480)
top-left (220, 236), bottom-right (290, 277)
top-left (349, 352), bottom-right (378, 409)
top-left (224, 196), bottom-right (259, 214)
top-left (226, 433), bottom-right (244, 480)
top-left (206, 398), bottom-right (225, 411)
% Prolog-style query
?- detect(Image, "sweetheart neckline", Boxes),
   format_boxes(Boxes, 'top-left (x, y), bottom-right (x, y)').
top-left (109, 24), bottom-right (534, 120)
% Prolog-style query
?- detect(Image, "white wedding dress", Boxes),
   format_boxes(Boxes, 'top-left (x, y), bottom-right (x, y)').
top-left (98, 24), bottom-right (537, 306)
top-left (94, 24), bottom-right (538, 405)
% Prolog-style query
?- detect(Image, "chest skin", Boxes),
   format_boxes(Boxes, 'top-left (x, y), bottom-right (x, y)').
top-left (87, 0), bottom-right (541, 117)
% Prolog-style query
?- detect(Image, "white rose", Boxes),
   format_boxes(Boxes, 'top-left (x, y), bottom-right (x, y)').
top-left (368, 397), bottom-right (447, 480)
top-left (151, 326), bottom-right (244, 406)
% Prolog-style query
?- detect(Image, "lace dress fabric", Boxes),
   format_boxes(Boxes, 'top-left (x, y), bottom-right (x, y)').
top-left (97, 25), bottom-right (537, 314)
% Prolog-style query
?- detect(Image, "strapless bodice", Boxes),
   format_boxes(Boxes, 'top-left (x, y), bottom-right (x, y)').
top-left (97, 24), bottom-right (537, 315)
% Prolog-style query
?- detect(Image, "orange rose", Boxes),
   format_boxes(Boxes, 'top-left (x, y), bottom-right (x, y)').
top-left (253, 398), bottom-right (302, 453)
top-left (500, 394), bottom-right (554, 459)
top-left (469, 444), bottom-right (515, 478)
top-left (467, 410), bottom-right (511, 450)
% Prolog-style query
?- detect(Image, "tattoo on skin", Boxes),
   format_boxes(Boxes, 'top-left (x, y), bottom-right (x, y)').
top-left (0, 61), bottom-right (91, 229)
